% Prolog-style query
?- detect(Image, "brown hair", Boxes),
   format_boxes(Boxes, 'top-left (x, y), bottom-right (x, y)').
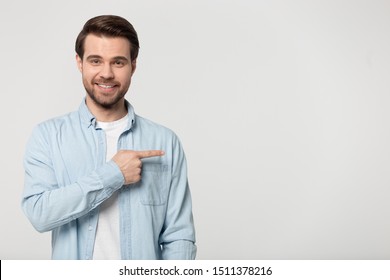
top-left (75, 15), bottom-right (139, 61)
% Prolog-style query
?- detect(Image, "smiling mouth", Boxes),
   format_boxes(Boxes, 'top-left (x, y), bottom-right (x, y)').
top-left (94, 82), bottom-right (120, 92)
top-left (97, 83), bottom-right (116, 88)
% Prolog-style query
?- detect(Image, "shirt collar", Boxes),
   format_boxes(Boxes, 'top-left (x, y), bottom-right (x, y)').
top-left (78, 98), bottom-right (135, 130)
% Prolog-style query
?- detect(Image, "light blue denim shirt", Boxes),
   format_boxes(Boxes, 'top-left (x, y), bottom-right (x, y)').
top-left (22, 99), bottom-right (196, 259)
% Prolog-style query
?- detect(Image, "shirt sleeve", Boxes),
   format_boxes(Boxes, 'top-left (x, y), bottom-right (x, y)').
top-left (160, 135), bottom-right (197, 259)
top-left (21, 125), bottom-right (125, 233)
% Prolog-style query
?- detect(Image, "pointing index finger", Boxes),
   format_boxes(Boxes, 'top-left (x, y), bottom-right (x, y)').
top-left (136, 150), bottom-right (165, 159)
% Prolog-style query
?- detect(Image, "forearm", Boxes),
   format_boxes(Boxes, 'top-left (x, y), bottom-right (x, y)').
top-left (22, 160), bottom-right (124, 232)
top-left (160, 192), bottom-right (196, 260)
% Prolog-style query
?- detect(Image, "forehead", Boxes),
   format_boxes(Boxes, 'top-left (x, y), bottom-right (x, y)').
top-left (83, 34), bottom-right (131, 59)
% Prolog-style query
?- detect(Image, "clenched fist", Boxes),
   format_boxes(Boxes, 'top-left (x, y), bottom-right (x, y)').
top-left (112, 150), bottom-right (165, 185)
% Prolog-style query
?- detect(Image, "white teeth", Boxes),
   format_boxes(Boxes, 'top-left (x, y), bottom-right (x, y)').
top-left (98, 84), bottom-right (114, 88)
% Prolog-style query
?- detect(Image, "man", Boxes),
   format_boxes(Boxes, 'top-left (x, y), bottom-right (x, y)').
top-left (22, 15), bottom-right (196, 260)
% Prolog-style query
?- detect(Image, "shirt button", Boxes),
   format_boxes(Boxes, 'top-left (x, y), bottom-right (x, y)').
top-left (88, 226), bottom-right (93, 231)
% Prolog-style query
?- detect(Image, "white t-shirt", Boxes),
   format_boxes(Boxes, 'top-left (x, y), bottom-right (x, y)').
top-left (93, 115), bottom-right (128, 259)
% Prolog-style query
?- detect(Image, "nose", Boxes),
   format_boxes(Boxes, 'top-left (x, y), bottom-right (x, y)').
top-left (99, 63), bottom-right (114, 79)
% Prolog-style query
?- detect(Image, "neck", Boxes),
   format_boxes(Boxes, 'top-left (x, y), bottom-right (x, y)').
top-left (86, 96), bottom-right (127, 122)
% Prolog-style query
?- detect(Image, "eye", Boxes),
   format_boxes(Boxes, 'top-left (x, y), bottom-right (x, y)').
top-left (114, 60), bottom-right (125, 67)
top-left (88, 58), bottom-right (102, 65)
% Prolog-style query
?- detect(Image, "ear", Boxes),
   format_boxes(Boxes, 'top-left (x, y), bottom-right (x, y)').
top-left (76, 54), bottom-right (83, 72)
top-left (131, 59), bottom-right (137, 75)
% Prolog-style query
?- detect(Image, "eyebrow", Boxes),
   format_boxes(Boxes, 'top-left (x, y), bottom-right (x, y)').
top-left (85, 55), bottom-right (129, 62)
top-left (85, 55), bottom-right (102, 60)
top-left (112, 56), bottom-right (129, 62)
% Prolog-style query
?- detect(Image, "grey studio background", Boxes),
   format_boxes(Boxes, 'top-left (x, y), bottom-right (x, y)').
top-left (1, 0), bottom-right (390, 259)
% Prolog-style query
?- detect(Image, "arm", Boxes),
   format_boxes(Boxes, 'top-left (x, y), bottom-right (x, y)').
top-left (21, 125), bottom-right (124, 232)
top-left (160, 136), bottom-right (197, 259)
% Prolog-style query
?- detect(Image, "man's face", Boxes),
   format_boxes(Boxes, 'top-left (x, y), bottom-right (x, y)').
top-left (76, 34), bottom-right (136, 109)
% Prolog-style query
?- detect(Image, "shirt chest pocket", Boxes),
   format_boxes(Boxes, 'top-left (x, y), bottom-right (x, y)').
top-left (138, 163), bottom-right (169, 206)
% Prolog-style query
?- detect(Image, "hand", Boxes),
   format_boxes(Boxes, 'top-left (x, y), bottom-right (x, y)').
top-left (112, 150), bottom-right (165, 185)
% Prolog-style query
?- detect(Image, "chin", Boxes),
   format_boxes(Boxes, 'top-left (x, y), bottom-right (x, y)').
top-left (93, 95), bottom-right (125, 109)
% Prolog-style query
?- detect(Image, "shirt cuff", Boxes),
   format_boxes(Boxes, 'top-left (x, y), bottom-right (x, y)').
top-left (95, 160), bottom-right (125, 195)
